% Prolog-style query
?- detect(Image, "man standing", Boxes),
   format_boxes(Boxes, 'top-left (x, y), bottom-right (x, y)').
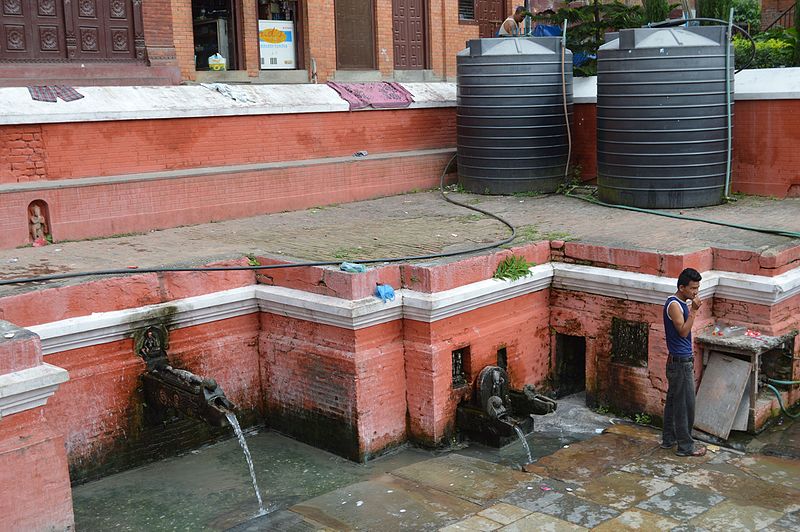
top-left (662, 268), bottom-right (707, 456)
top-left (498, 6), bottom-right (526, 37)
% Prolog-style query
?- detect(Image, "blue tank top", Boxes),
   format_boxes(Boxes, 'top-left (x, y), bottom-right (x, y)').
top-left (663, 296), bottom-right (693, 356)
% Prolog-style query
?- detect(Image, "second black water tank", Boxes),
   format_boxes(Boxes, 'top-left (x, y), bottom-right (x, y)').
top-left (597, 26), bottom-right (733, 208)
top-left (457, 37), bottom-right (573, 195)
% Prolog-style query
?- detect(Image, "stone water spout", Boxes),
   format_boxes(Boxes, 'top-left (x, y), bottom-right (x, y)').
top-left (136, 326), bottom-right (236, 427)
top-left (456, 365), bottom-right (557, 447)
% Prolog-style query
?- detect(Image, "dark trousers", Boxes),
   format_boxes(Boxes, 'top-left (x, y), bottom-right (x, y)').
top-left (662, 356), bottom-right (696, 454)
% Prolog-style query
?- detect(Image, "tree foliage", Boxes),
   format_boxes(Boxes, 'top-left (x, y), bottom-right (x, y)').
top-left (534, 1), bottom-right (645, 76)
top-left (643, 0), bottom-right (670, 24)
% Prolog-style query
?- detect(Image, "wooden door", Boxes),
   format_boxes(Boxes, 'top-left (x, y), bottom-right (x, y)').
top-left (67, 0), bottom-right (136, 60)
top-left (1, 0), bottom-right (67, 60)
top-left (475, 0), bottom-right (505, 39)
top-left (1, 0), bottom-right (141, 61)
top-left (392, 0), bottom-right (426, 70)
top-left (335, 0), bottom-right (376, 70)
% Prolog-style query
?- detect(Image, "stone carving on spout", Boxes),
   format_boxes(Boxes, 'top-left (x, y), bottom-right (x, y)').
top-left (134, 325), bottom-right (169, 370)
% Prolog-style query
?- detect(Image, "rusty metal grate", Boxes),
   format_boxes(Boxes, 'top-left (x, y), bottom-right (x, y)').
top-left (611, 318), bottom-right (649, 367)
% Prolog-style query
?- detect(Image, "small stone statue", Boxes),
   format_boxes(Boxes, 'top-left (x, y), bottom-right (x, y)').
top-left (139, 328), bottom-right (166, 363)
top-left (490, 369), bottom-right (505, 398)
top-left (29, 204), bottom-right (48, 243)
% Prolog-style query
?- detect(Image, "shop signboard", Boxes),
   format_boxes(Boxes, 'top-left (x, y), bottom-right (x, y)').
top-left (258, 20), bottom-right (296, 70)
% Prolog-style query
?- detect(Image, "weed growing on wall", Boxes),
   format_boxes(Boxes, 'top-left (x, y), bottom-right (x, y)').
top-left (494, 255), bottom-right (535, 281)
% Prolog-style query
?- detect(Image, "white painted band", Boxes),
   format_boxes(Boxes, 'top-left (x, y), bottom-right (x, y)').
top-left (26, 263), bottom-right (800, 356)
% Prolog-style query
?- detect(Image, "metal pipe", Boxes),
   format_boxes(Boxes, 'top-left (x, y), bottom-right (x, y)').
top-left (724, 8), bottom-right (734, 199)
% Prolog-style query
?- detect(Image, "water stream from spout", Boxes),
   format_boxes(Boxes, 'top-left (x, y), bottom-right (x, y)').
top-left (513, 425), bottom-right (533, 464)
top-left (225, 412), bottom-right (266, 516)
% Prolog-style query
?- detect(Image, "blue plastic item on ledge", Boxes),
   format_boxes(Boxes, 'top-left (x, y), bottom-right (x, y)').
top-left (375, 284), bottom-right (395, 303)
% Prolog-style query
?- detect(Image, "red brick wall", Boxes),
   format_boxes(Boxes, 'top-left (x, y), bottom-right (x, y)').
top-left (732, 100), bottom-right (800, 197)
top-left (435, 0), bottom-right (480, 80)
top-left (571, 100), bottom-right (800, 198)
top-left (0, 125), bottom-right (46, 183)
top-left (143, 0), bottom-right (178, 66)
top-left (45, 315), bottom-right (262, 478)
top-left (170, 0), bottom-right (196, 80)
top-left (549, 288), bottom-right (714, 415)
top-left (0, 150), bottom-right (454, 248)
top-left (306, 0), bottom-right (337, 81)
top-left (572, 104), bottom-right (597, 181)
top-left (9, 109), bottom-right (453, 182)
top-left (260, 313), bottom-right (407, 460)
top-left (377, 1), bottom-right (395, 76)
top-left (761, 0), bottom-right (795, 30)
top-left (404, 291), bottom-right (551, 446)
top-left (0, 409), bottom-right (74, 531)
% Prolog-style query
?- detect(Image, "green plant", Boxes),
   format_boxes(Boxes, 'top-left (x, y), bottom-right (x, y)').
top-left (333, 247), bottom-right (361, 260)
top-left (596, 404), bottom-right (611, 415)
top-left (734, 34), bottom-right (793, 68)
top-left (643, 0), bottom-right (671, 24)
top-left (514, 225), bottom-right (540, 243)
top-left (696, 0), bottom-right (733, 21)
top-left (493, 255), bottom-right (535, 281)
top-left (732, 0), bottom-right (761, 34)
top-left (245, 254), bottom-right (259, 266)
top-left (634, 412), bottom-right (653, 425)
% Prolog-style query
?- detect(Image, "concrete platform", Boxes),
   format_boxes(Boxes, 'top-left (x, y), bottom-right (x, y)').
top-left (1, 191), bottom-right (799, 297)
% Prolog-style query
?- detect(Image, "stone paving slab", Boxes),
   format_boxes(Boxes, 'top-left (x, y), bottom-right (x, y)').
top-left (477, 503), bottom-right (532, 526)
top-left (591, 508), bottom-right (681, 531)
top-left (635, 484), bottom-right (726, 521)
top-left (2, 192), bottom-right (799, 297)
top-left (672, 466), bottom-right (800, 513)
top-left (521, 432), bottom-right (657, 483)
top-left (578, 471), bottom-right (673, 511)
top-left (727, 454), bottom-right (800, 491)
top-left (391, 454), bottom-right (531, 505)
top-left (688, 500), bottom-right (783, 531)
top-left (496, 512), bottom-right (588, 531)
top-left (289, 474), bottom-right (482, 531)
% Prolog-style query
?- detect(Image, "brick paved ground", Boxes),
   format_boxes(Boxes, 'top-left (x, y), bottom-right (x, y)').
top-left (1, 191), bottom-right (798, 297)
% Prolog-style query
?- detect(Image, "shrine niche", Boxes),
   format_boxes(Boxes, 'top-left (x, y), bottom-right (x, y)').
top-left (0, 0), bottom-right (145, 62)
top-left (27, 199), bottom-right (51, 245)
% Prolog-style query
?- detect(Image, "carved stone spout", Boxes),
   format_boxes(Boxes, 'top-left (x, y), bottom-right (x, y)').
top-left (141, 366), bottom-right (235, 427)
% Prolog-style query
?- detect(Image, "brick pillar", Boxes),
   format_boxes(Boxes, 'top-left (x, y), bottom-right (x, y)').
top-left (143, 0), bottom-right (180, 68)
top-left (242, 0), bottom-right (261, 77)
top-left (376, 0), bottom-right (395, 77)
top-left (305, 0), bottom-right (337, 82)
top-left (0, 321), bottom-right (71, 531)
top-left (170, 0), bottom-right (196, 81)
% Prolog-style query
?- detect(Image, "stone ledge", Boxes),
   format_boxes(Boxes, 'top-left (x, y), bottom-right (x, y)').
top-left (0, 148), bottom-right (457, 195)
top-left (24, 262), bottom-right (800, 355)
top-left (0, 82), bottom-right (456, 125)
top-left (0, 363), bottom-right (69, 419)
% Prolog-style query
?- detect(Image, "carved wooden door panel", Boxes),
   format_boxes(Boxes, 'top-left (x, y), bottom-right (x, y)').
top-left (335, 0), bottom-right (376, 70)
top-left (0, 0), bottom-right (142, 61)
top-left (67, 0), bottom-right (136, 60)
top-left (1, 0), bottom-right (67, 60)
top-left (475, 0), bottom-right (505, 39)
top-left (392, 0), bottom-right (426, 70)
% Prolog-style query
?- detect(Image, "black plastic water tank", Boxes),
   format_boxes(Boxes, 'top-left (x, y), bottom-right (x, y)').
top-left (457, 37), bottom-right (573, 195)
top-left (597, 26), bottom-right (733, 208)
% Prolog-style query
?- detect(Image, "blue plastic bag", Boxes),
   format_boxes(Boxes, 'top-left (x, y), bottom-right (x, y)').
top-left (533, 24), bottom-right (562, 37)
top-left (375, 284), bottom-right (395, 303)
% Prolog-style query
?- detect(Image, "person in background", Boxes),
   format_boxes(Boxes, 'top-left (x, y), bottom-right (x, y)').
top-left (661, 268), bottom-right (707, 457)
top-left (498, 6), bottom-right (527, 37)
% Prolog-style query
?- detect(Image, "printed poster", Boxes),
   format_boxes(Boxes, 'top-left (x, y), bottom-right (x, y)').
top-left (259, 20), bottom-right (296, 70)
